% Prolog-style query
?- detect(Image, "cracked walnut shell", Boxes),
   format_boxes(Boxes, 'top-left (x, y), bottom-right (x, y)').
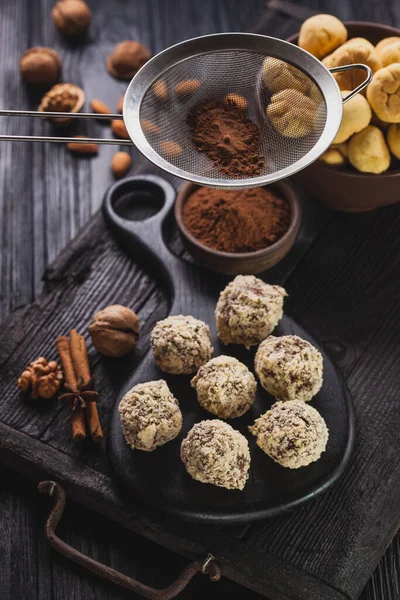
top-left (19, 47), bottom-right (62, 86)
top-left (88, 304), bottom-right (139, 357)
top-left (107, 40), bottom-right (151, 80)
top-left (52, 0), bottom-right (91, 37)
top-left (38, 83), bottom-right (85, 125)
top-left (18, 357), bottom-right (63, 400)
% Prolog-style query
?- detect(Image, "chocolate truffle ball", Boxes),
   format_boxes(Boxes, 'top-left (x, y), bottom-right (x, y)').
top-left (150, 315), bottom-right (213, 375)
top-left (119, 380), bottom-right (182, 451)
top-left (249, 400), bottom-right (329, 468)
top-left (191, 355), bottom-right (256, 419)
top-left (216, 275), bottom-right (287, 348)
top-left (180, 420), bottom-right (250, 490)
top-left (254, 335), bottom-right (323, 402)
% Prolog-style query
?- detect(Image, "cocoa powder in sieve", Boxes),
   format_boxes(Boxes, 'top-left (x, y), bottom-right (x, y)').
top-left (182, 186), bottom-right (291, 253)
top-left (187, 100), bottom-right (264, 177)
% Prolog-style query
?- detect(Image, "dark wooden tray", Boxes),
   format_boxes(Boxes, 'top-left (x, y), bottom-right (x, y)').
top-left (106, 175), bottom-right (354, 524)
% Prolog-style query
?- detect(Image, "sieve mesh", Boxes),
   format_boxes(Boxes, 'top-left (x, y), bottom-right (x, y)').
top-left (139, 50), bottom-right (327, 185)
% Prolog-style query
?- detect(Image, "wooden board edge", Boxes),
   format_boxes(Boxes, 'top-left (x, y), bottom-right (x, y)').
top-left (0, 421), bottom-right (349, 600)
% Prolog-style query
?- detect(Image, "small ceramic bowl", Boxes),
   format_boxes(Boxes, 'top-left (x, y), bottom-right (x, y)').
top-left (287, 21), bottom-right (400, 212)
top-left (174, 181), bottom-right (301, 275)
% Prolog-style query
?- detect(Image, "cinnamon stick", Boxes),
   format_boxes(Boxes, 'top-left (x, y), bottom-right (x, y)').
top-left (56, 336), bottom-right (86, 441)
top-left (70, 330), bottom-right (104, 442)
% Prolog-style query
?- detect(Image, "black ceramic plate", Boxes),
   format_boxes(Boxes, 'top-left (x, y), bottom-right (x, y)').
top-left (106, 175), bottom-right (354, 524)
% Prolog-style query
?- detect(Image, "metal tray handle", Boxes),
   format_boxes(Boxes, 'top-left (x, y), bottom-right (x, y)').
top-left (38, 481), bottom-right (221, 599)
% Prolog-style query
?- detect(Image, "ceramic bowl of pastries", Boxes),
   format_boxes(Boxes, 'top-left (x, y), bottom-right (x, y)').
top-left (287, 19), bottom-right (400, 212)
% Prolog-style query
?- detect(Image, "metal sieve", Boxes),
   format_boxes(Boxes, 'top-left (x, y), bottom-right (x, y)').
top-left (0, 33), bottom-right (371, 189)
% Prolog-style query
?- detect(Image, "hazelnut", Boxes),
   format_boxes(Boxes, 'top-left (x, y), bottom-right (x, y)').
top-left (17, 357), bottom-right (63, 400)
top-left (298, 14), bottom-right (347, 59)
top-left (111, 119), bottom-right (130, 139)
top-left (159, 140), bottom-right (182, 158)
top-left (107, 40), bottom-right (151, 80)
top-left (141, 119), bottom-right (160, 135)
top-left (52, 0), bottom-right (91, 37)
top-left (175, 79), bottom-right (200, 99)
top-left (224, 93), bottom-right (248, 110)
top-left (88, 305), bottom-right (139, 357)
top-left (19, 47), bottom-right (62, 86)
top-left (38, 83), bottom-right (85, 126)
top-left (153, 80), bottom-right (169, 101)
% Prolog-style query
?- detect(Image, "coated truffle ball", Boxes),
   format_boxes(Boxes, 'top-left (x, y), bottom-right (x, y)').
top-left (150, 315), bottom-right (213, 375)
top-left (216, 275), bottom-right (287, 349)
top-left (180, 420), bottom-right (250, 490)
top-left (119, 380), bottom-right (182, 451)
top-left (254, 335), bottom-right (323, 402)
top-left (191, 355), bottom-right (257, 419)
top-left (249, 400), bottom-right (329, 468)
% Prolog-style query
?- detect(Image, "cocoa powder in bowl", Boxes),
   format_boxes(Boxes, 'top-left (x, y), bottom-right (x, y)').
top-left (187, 100), bottom-right (264, 178)
top-left (182, 186), bottom-right (291, 253)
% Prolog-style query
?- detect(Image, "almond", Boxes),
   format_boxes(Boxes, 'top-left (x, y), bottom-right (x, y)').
top-left (90, 99), bottom-right (111, 115)
top-left (117, 94), bottom-right (125, 113)
top-left (153, 79), bottom-right (168, 101)
top-left (111, 119), bottom-right (130, 139)
top-left (67, 136), bottom-right (99, 155)
top-left (159, 140), bottom-right (182, 158)
top-left (175, 78), bottom-right (200, 98)
top-left (112, 151), bottom-right (132, 178)
top-left (224, 93), bottom-right (248, 110)
top-left (141, 119), bottom-right (160, 135)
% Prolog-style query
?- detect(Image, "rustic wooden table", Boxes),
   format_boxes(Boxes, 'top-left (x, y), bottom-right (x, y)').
top-left (1, 0), bottom-right (400, 599)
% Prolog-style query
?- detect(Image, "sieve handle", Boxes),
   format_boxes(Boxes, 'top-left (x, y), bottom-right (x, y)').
top-left (329, 64), bottom-right (373, 103)
top-left (0, 109), bottom-right (132, 145)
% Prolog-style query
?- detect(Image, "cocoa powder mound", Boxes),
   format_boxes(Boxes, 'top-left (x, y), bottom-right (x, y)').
top-left (182, 186), bottom-right (291, 253)
top-left (187, 100), bottom-right (265, 177)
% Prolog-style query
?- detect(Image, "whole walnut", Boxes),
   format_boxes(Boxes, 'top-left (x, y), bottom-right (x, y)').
top-left (88, 305), bottom-right (139, 357)
top-left (298, 14), bottom-right (347, 59)
top-left (107, 40), bottom-right (151, 80)
top-left (323, 38), bottom-right (382, 91)
top-left (52, 0), bottom-right (91, 37)
top-left (19, 47), bottom-right (62, 86)
top-left (18, 357), bottom-right (63, 399)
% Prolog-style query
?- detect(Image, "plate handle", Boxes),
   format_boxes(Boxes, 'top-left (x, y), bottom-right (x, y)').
top-left (38, 481), bottom-right (221, 600)
top-left (329, 63), bottom-right (373, 103)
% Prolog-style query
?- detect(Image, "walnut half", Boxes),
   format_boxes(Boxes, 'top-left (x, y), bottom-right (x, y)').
top-left (38, 83), bottom-right (85, 126)
top-left (18, 357), bottom-right (63, 399)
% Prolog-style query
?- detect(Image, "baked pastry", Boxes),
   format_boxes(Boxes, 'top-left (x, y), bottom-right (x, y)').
top-left (367, 64), bottom-right (400, 123)
top-left (333, 91), bottom-right (372, 144)
top-left (319, 147), bottom-right (346, 166)
top-left (249, 400), bottom-right (329, 468)
top-left (298, 14), bottom-right (347, 59)
top-left (348, 125), bottom-right (390, 174)
top-left (254, 335), bottom-right (323, 402)
top-left (378, 40), bottom-right (400, 67)
top-left (150, 315), bottom-right (213, 375)
top-left (267, 89), bottom-right (318, 138)
top-left (376, 36), bottom-right (400, 54)
top-left (180, 420), bottom-right (250, 490)
top-left (387, 123), bottom-right (400, 158)
top-left (191, 355), bottom-right (257, 419)
top-left (119, 380), bottom-right (182, 451)
top-left (323, 38), bottom-right (382, 91)
top-left (216, 275), bottom-right (287, 348)
top-left (262, 57), bottom-right (311, 95)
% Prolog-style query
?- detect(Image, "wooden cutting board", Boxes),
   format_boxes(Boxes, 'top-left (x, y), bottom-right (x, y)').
top-left (1, 162), bottom-right (400, 600)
